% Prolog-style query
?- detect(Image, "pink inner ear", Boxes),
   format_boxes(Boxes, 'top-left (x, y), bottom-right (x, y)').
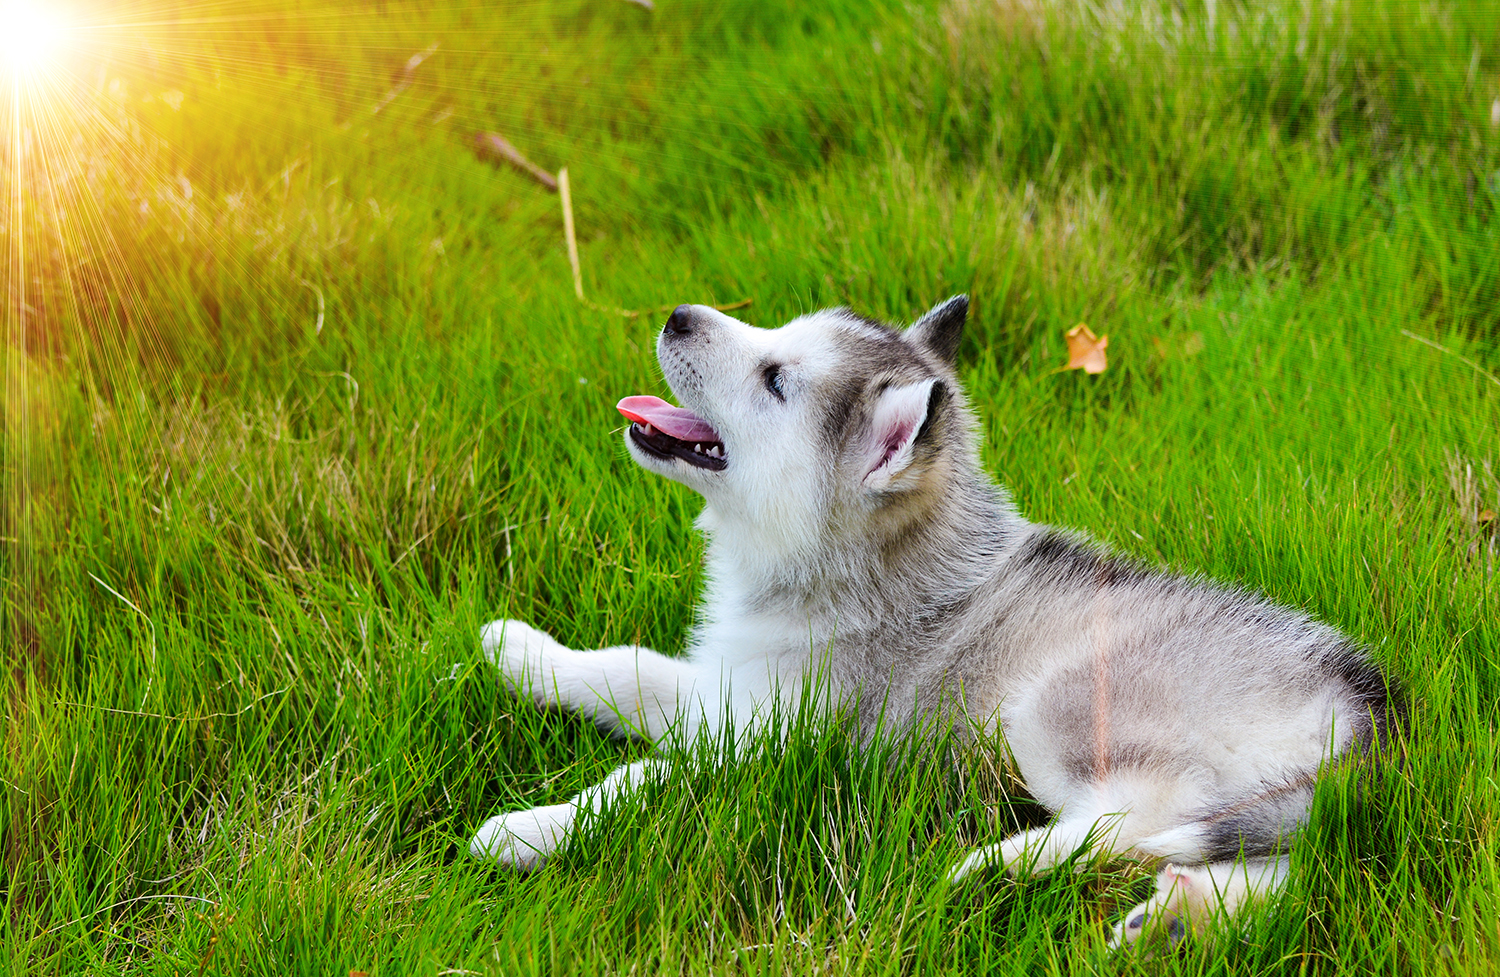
top-left (873, 422), bottom-right (914, 471)
top-left (885, 422), bottom-right (914, 451)
top-left (864, 378), bottom-right (936, 483)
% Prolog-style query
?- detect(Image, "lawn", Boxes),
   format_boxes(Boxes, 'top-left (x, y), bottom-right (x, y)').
top-left (3, 0), bottom-right (1499, 973)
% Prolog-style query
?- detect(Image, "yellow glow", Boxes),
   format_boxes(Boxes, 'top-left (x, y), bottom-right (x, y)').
top-left (1, 0), bottom-right (67, 76)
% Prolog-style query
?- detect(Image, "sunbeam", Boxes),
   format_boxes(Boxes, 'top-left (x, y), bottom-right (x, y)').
top-left (1, 0), bottom-right (68, 78)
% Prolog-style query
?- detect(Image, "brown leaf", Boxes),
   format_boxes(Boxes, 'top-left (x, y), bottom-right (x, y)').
top-left (1064, 323), bottom-right (1109, 374)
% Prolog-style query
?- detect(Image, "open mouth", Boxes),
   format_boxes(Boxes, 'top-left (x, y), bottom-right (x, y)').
top-left (618, 396), bottom-right (727, 472)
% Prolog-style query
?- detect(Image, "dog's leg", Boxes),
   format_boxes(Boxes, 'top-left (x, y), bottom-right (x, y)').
top-left (481, 619), bottom-right (695, 740)
top-left (946, 810), bottom-right (1126, 882)
top-left (1110, 855), bottom-right (1290, 949)
top-left (468, 758), bottom-right (664, 869)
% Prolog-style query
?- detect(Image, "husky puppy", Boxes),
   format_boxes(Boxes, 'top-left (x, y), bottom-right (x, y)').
top-left (471, 297), bottom-right (1400, 946)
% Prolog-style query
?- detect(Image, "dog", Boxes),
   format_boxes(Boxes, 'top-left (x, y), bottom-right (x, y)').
top-left (470, 296), bottom-right (1401, 947)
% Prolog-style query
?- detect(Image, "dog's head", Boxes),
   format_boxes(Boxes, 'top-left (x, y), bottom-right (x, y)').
top-left (619, 296), bottom-right (975, 564)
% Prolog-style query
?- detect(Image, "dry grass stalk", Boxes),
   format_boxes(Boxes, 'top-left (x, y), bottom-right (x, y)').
top-left (559, 167), bottom-right (582, 301)
top-left (1445, 449), bottom-right (1499, 572)
top-left (471, 132), bottom-right (559, 191)
top-left (370, 43), bottom-right (439, 117)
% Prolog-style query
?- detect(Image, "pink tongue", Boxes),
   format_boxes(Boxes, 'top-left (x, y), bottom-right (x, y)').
top-left (617, 396), bottom-right (721, 442)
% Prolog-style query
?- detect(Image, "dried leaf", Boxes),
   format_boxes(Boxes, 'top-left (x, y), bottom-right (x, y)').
top-left (1064, 323), bottom-right (1109, 374)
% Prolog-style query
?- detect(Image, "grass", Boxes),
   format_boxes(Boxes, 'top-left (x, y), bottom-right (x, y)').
top-left (3, 0), bottom-right (1499, 972)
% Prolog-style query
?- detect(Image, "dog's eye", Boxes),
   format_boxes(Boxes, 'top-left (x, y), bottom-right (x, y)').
top-left (764, 366), bottom-right (786, 401)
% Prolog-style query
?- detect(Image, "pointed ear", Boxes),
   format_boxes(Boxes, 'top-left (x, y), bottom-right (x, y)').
top-left (906, 295), bottom-right (968, 365)
top-left (863, 377), bottom-right (946, 491)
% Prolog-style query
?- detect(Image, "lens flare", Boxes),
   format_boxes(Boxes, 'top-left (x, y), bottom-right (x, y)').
top-left (1, 0), bottom-right (68, 77)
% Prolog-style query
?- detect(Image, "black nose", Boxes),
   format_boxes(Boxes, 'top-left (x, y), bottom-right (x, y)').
top-left (663, 304), bottom-right (695, 337)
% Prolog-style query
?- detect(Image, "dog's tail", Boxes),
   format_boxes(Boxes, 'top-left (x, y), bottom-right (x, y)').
top-left (1131, 775), bottom-right (1316, 863)
top-left (1135, 646), bottom-right (1406, 866)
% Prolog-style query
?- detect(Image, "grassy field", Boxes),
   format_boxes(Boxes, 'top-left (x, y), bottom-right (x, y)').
top-left (4, 0), bottom-right (1499, 972)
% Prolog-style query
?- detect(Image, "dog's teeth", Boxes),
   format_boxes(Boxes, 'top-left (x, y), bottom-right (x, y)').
top-left (707, 445), bottom-right (723, 459)
top-left (642, 423), bottom-right (655, 436)
top-left (694, 443), bottom-right (705, 453)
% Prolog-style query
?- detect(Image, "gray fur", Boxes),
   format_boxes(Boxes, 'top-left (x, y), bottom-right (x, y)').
top-left (472, 296), bottom-right (1401, 946)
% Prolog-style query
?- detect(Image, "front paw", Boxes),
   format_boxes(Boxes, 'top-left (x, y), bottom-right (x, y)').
top-left (468, 802), bottom-right (577, 871)
top-left (480, 619), bottom-right (563, 695)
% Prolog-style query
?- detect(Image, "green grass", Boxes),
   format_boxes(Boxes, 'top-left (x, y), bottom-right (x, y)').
top-left (3, 0), bottom-right (1499, 972)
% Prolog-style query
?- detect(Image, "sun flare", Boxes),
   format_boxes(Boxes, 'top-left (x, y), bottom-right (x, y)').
top-left (1, 0), bottom-right (67, 77)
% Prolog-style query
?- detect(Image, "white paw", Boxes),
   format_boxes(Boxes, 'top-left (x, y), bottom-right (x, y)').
top-left (947, 829), bottom-right (1063, 883)
top-left (946, 843), bottom-right (1004, 883)
top-left (468, 801), bottom-right (577, 871)
top-left (480, 619), bottom-right (564, 696)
